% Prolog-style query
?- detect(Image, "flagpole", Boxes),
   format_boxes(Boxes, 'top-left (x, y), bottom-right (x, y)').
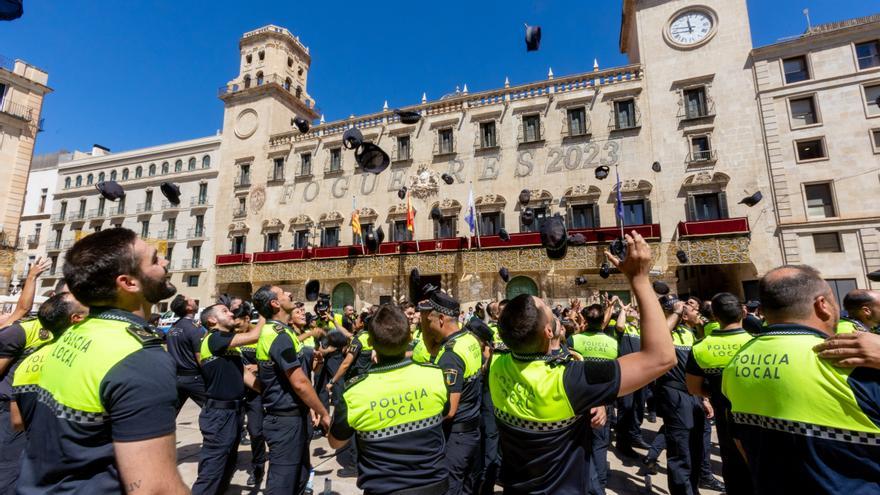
top-left (354, 195), bottom-right (365, 255)
top-left (472, 181), bottom-right (482, 249)
top-left (615, 164), bottom-right (625, 240)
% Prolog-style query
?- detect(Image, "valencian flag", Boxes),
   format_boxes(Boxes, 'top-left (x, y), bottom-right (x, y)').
top-left (406, 190), bottom-right (415, 235)
top-left (351, 196), bottom-right (362, 240)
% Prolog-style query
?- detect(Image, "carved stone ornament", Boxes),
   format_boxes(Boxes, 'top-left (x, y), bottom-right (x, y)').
top-left (228, 221), bottom-right (249, 236)
top-left (407, 165), bottom-right (440, 199)
top-left (433, 199), bottom-right (462, 213)
top-left (319, 211), bottom-right (344, 225)
top-left (614, 179), bottom-right (653, 195)
top-left (289, 214), bottom-right (313, 228)
top-left (358, 207), bottom-right (378, 221)
top-left (475, 194), bottom-right (507, 208)
top-left (262, 218), bottom-right (284, 233)
top-left (250, 185), bottom-right (266, 214)
top-left (683, 172), bottom-right (730, 189)
top-left (388, 203), bottom-right (410, 217)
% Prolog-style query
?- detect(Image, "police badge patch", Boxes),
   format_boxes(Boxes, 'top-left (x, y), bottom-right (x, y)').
top-left (444, 369), bottom-right (459, 386)
top-left (38, 328), bottom-right (51, 341)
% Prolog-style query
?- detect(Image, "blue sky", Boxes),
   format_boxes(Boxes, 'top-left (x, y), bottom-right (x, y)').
top-left (2, 0), bottom-right (877, 155)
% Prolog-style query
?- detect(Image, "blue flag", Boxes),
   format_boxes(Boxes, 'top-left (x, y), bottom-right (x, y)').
top-left (616, 169), bottom-right (624, 225)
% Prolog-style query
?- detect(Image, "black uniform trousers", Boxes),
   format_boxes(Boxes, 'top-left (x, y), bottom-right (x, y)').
top-left (715, 404), bottom-right (753, 495)
top-left (446, 424), bottom-right (481, 495)
top-left (657, 385), bottom-right (705, 495)
top-left (0, 404), bottom-right (24, 494)
top-left (175, 372), bottom-right (208, 413)
top-left (588, 406), bottom-right (611, 495)
top-left (192, 403), bottom-right (243, 495)
top-left (615, 385), bottom-right (646, 447)
top-left (473, 384), bottom-right (500, 495)
top-left (243, 390), bottom-right (266, 473)
top-left (263, 410), bottom-right (310, 495)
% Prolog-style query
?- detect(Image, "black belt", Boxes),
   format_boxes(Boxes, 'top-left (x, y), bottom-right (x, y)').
top-left (265, 409), bottom-right (301, 417)
top-left (658, 380), bottom-right (690, 393)
top-left (366, 478), bottom-right (449, 495)
top-left (449, 416), bottom-right (480, 433)
top-left (205, 398), bottom-right (242, 410)
top-left (177, 369), bottom-right (201, 376)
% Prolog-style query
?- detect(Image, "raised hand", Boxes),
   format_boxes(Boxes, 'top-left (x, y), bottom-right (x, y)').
top-left (605, 231), bottom-right (653, 281)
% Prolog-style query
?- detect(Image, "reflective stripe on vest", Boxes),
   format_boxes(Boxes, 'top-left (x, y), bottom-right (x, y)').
top-left (433, 331), bottom-right (482, 380)
top-left (489, 352), bottom-right (576, 430)
top-left (342, 359), bottom-right (446, 439)
top-left (570, 332), bottom-right (618, 361)
top-left (692, 328), bottom-right (753, 374)
top-left (256, 321), bottom-right (302, 361)
top-left (200, 330), bottom-right (241, 365)
top-left (722, 326), bottom-right (880, 444)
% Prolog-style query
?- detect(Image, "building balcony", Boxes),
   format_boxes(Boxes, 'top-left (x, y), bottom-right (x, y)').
top-left (156, 230), bottom-right (177, 241)
top-left (109, 207), bottom-right (126, 218)
top-left (323, 161), bottom-right (343, 176)
top-left (0, 100), bottom-right (34, 122)
top-left (67, 212), bottom-right (86, 222)
top-left (190, 196), bottom-right (210, 209)
top-left (294, 168), bottom-right (314, 180)
top-left (161, 200), bottom-right (184, 210)
top-left (686, 149), bottom-right (718, 166)
top-left (136, 203), bottom-right (156, 214)
top-left (267, 169), bottom-right (285, 183)
top-left (677, 217), bottom-right (750, 238)
top-left (233, 207), bottom-right (247, 218)
top-left (473, 135), bottom-right (501, 151)
top-left (253, 249), bottom-right (308, 263)
top-left (179, 259), bottom-right (205, 271)
top-left (186, 228), bottom-right (208, 241)
top-left (25, 235), bottom-right (39, 248)
top-left (608, 109), bottom-right (642, 132)
top-left (561, 120), bottom-right (592, 139)
top-left (678, 98), bottom-right (716, 123)
top-left (216, 253), bottom-right (252, 265)
top-left (88, 209), bottom-right (107, 220)
top-left (517, 122), bottom-right (546, 145)
top-left (432, 140), bottom-right (457, 157)
top-left (47, 240), bottom-right (64, 252)
top-left (234, 176), bottom-right (251, 188)
top-left (51, 213), bottom-right (65, 223)
top-left (217, 72), bottom-right (318, 115)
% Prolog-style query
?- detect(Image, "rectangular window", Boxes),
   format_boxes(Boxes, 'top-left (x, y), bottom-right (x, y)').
top-left (480, 212), bottom-right (501, 236)
top-left (322, 227), bottom-right (340, 247)
top-left (78, 199), bottom-right (86, 216)
top-left (397, 135), bottom-right (411, 160)
top-left (804, 183), bottom-right (836, 218)
top-left (522, 207), bottom-right (548, 233)
top-left (855, 41), bottom-right (880, 70)
top-left (795, 138), bottom-right (827, 161)
top-left (240, 164), bottom-right (250, 184)
top-left (273, 157), bottom-right (285, 180)
top-left (59, 202), bottom-right (67, 218)
top-left (813, 233), bottom-right (842, 253)
top-left (294, 229), bottom-right (309, 249)
top-left (166, 218), bottom-right (175, 238)
top-left (438, 129), bottom-right (454, 154)
top-left (166, 246), bottom-right (173, 264)
top-left (265, 232), bottom-right (280, 252)
top-left (567, 107), bottom-right (587, 136)
top-left (864, 84), bottom-right (880, 117)
top-left (235, 197), bottom-right (246, 216)
top-left (34, 223), bottom-right (42, 239)
top-left (522, 115), bottom-right (541, 142)
top-left (693, 193), bottom-right (722, 221)
top-left (140, 220), bottom-right (149, 238)
top-left (145, 190), bottom-right (153, 210)
top-left (436, 217), bottom-right (456, 238)
top-left (621, 200), bottom-right (646, 226)
top-left (783, 56), bottom-right (810, 84)
top-left (98, 197), bottom-right (105, 216)
top-left (872, 129), bottom-right (880, 152)
top-left (232, 236), bottom-right (246, 254)
top-left (480, 122), bottom-right (497, 148)
top-left (614, 99), bottom-right (637, 129)
top-left (789, 95), bottom-right (819, 127)
top-left (198, 183), bottom-right (208, 204)
top-left (355, 223), bottom-right (374, 245)
top-left (570, 204), bottom-right (597, 229)
top-left (683, 87), bottom-right (708, 119)
top-left (329, 149), bottom-right (341, 172)
top-left (191, 245), bottom-right (201, 266)
top-left (39, 188), bottom-right (47, 213)
top-left (49, 256), bottom-right (58, 275)
top-left (195, 215), bottom-right (204, 236)
top-left (827, 279), bottom-right (858, 308)
top-left (690, 136), bottom-right (712, 162)
top-left (117, 197), bottom-right (125, 214)
top-left (187, 275), bottom-right (200, 287)
top-left (393, 220), bottom-right (409, 242)
top-left (300, 153), bottom-right (312, 175)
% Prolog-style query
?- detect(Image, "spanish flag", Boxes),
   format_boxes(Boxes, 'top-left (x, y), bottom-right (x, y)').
top-left (351, 197), bottom-right (361, 238)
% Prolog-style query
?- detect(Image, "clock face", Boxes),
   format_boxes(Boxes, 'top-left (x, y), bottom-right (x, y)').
top-left (669, 11), bottom-right (714, 46)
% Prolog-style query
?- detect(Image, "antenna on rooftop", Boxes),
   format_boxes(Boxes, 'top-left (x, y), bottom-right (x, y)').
top-left (803, 8), bottom-right (812, 32)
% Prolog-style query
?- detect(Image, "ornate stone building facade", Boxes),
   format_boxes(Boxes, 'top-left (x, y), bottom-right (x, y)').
top-left (213, 0), bottom-right (782, 309)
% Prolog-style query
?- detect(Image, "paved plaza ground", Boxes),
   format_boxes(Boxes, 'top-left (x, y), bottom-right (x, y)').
top-left (176, 400), bottom-right (726, 495)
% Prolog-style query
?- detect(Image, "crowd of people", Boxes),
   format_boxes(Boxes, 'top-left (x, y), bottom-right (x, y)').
top-left (0, 227), bottom-right (878, 495)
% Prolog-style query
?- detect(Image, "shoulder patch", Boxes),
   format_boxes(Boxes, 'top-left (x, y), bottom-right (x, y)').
top-left (344, 373), bottom-right (368, 390)
top-left (273, 323), bottom-right (285, 334)
top-left (38, 327), bottom-right (52, 341)
top-left (126, 324), bottom-right (163, 347)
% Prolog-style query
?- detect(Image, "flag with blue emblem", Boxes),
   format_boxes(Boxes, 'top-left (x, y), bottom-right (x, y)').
top-left (616, 169), bottom-right (625, 225)
top-left (465, 187), bottom-right (476, 234)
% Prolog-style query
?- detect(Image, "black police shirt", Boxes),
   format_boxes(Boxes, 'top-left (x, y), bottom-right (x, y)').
top-left (345, 331), bottom-right (373, 380)
top-left (165, 316), bottom-right (204, 372)
top-left (435, 331), bottom-right (482, 425)
top-left (201, 331), bottom-right (245, 401)
top-left (258, 329), bottom-right (304, 413)
top-left (0, 321), bottom-right (32, 401)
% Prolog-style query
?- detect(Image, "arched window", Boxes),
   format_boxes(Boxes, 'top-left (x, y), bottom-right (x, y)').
top-left (188, 157), bottom-right (196, 171)
top-left (295, 86), bottom-right (302, 99)
top-left (75, 175), bottom-right (82, 187)
top-left (243, 74), bottom-right (251, 88)
top-left (122, 169), bottom-right (129, 180)
top-left (64, 177), bottom-right (71, 189)
top-left (245, 54), bottom-right (252, 64)
top-left (148, 164), bottom-right (156, 176)
top-left (284, 77), bottom-right (291, 91)
top-left (135, 166), bottom-right (142, 178)
top-left (98, 172), bottom-right (105, 182)
top-left (86, 174), bottom-right (94, 185)
top-left (258, 50), bottom-right (264, 61)
top-left (161, 162), bottom-right (169, 174)
top-left (110, 170), bottom-right (117, 181)
top-left (506, 276), bottom-right (538, 300)
top-left (332, 283), bottom-right (355, 314)
top-left (287, 57), bottom-right (293, 68)
top-left (174, 160), bottom-right (183, 172)
top-left (202, 155), bottom-right (211, 168)
top-left (256, 72), bottom-right (264, 85)
top-left (298, 67), bottom-right (304, 77)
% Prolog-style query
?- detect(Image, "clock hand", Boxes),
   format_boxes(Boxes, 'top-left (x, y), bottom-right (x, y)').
top-left (687, 18), bottom-right (693, 32)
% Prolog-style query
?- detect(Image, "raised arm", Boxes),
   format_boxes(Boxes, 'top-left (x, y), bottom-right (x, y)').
top-left (229, 321), bottom-right (262, 348)
top-left (0, 258), bottom-right (50, 328)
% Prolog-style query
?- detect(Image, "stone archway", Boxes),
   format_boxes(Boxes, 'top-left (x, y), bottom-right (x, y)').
top-left (332, 282), bottom-right (355, 313)
top-left (505, 276), bottom-right (539, 300)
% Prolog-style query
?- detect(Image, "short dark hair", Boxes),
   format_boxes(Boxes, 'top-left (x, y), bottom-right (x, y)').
top-left (368, 304), bottom-right (410, 357)
top-left (711, 292), bottom-right (743, 327)
top-left (399, 301), bottom-right (414, 311)
top-left (252, 284), bottom-right (277, 319)
top-left (760, 265), bottom-right (829, 322)
top-left (200, 304), bottom-right (225, 328)
top-left (62, 228), bottom-right (138, 306)
top-left (170, 294), bottom-right (188, 317)
top-left (499, 294), bottom-right (547, 352)
top-left (843, 290), bottom-right (877, 316)
top-left (38, 292), bottom-right (78, 334)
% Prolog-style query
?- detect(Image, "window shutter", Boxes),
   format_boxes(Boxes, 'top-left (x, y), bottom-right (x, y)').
top-left (718, 191), bottom-right (729, 219)
top-left (566, 206), bottom-right (573, 229)
top-left (499, 211), bottom-right (506, 236)
top-left (686, 195), bottom-right (697, 222)
top-left (644, 199), bottom-right (653, 225)
top-left (434, 219), bottom-right (439, 239)
top-left (592, 204), bottom-right (601, 229)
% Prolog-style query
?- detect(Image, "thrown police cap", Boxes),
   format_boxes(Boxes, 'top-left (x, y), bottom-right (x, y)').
top-left (575, 276), bottom-right (588, 286)
top-left (159, 181), bottom-right (181, 206)
top-left (397, 187), bottom-right (408, 200)
top-left (652, 280), bottom-right (670, 295)
top-left (518, 189), bottom-right (531, 206)
top-left (355, 142), bottom-right (391, 174)
top-left (520, 207), bottom-right (535, 226)
top-left (676, 249), bottom-right (689, 264)
top-left (365, 226), bottom-right (385, 253)
top-left (739, 191), bottom-right (763, 207)
top-left (394, 109), bottom-right (421, 125)
top-left (540, 215), bottom-right (568, 260)
top-left (95, 181), bottom-right (125, 201)
top-left (652, 161), bottom-right (662, 173)
top-left (410, 268), bottom-right (421, 287)
top-left (441, 173), bottom-right (455, 185)
top-left (594, 165), bottom-right (610, 180)
top-left (417, 290), bottom-right (460, 317)
top-left (292, 117), bottom-right (310, 134)
top-left (0, 0), bottom-right (24, 21)
top-left (525, 24), bottom-right (541, 52)
top-left (499, 267), bottom-right (510, 283)
top-left (218, 293), bottom-right (232, 308)
top-left (568, 233), bottom-right (586, 246)
top-left (499, 228), bottom-right (511, 242)
top-left (745, 300), bottom-right (761, 311)
top-left (305, 280), bottom-right (321, 302)
top-left (599, 262), bottom-right (612, 279)
top-left (868, 270), bottom-right (880, 283)
top-left (430, 206), bottom-right (442, 221)
top-left (466, 318), bottom-right (494, 344)
top-left (342, 127), bottom-right (364, 150)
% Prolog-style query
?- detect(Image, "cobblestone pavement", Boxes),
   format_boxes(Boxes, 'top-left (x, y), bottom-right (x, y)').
top-left (176, 400), bottom-right (725, 494)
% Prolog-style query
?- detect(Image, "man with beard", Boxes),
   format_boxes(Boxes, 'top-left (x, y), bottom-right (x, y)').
top-left (17, 228), bottom-right (187, 494)
top-left (166, 293), bottom-right (208, 413)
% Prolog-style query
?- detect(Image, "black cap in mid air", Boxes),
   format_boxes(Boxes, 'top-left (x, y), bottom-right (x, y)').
top-left (96, 181), bottom-right (125, 201)
top-left (355, 143), bottom-right (391, 174)
top-left (525, 24), bottom-right (541, 51)
top-left (292, 117), bottom-right (310, 133)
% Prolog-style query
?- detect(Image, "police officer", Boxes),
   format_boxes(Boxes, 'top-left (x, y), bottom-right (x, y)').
top-left (19, 228), bottom-right (188, 493)
top-left (722, 266), bottom-right (880, 493)
top-left (488, 232), bottom-right (675, 494)
top-left (613, 303), bottom-right (651, 458)
top-left (328, 304), bottom-right (450, 495)
top-left (252, 284), bottom-right (330, 495)
top-left (419, 291), bottom-right (483, 495)
top-left (685, 292), bottom-right (754, 495)
top-left (463, 317), bottom-right (500, 495)
top-left (192, 303), bottom-right (262, 495)
top-left (568, 303), bottom-right (619, 495)
top-left (837, 289), bottom-right (880, 334)
top-left (232, 301), bottom-right (267, 488)
top-left (0, 258), bottom-right (50, 491)
top-left (329, 313), bottom-right (375, 387)
top-left (166, 292), bottom-right (208, 413)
